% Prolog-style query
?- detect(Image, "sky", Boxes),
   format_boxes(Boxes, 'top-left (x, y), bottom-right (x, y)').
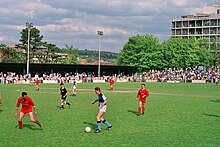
top-left (0, 0), bottom-right (218, 53)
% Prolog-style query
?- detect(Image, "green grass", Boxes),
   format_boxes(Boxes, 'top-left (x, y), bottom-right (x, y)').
top-left (0, 82), bottom-right (220, 146)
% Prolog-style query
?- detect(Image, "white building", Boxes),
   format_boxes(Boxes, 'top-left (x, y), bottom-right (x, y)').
top-left (171, 4), bottom-right (220, 49)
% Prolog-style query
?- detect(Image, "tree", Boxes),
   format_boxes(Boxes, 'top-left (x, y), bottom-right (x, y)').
top-left (61, 45), bottom-right (79, 64)
top-left (0, 44), bottom-right (25, 63)
top-left (210, 38), bottom-right (220, 66)
top-left (19, 27), bottom-right (43, 49)
top-left (16, 27), bottom-right (44, 64)
top-left (117, 35), bottom-right (212, 71)
top-left (117, 34), bottom-right (162, 70)
top-left (161, 37), bottom-right (211, 68)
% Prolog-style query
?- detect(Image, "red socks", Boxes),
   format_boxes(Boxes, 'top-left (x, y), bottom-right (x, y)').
top-left (138, 107), bottom-right (141, 113)
top-left (33, 119), bottom-right (40, 125)
top-left (138, 107), bottom-right (145, 113)
top-left (19, 120), bottom-right (40, 129)
top-left (142, 107), bottom-right (145, 113)
top-left (18, 121), bottom-right (22, 128)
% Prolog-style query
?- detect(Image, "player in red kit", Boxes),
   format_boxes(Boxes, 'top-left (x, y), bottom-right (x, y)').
top-left (109, 78), bottom-right (114, 91)
top-left (0, 89), bottom-right (2, 105)
top-left (136, 84), bottom-right (149, 116)
top-left (14, 92), bottom-right (43, 130)
top-left (35, 78), bottom-right (40, 91)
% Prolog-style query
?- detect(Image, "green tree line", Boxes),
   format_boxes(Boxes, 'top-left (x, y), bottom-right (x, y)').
top-left (117, 34), bottom-right (219, 71)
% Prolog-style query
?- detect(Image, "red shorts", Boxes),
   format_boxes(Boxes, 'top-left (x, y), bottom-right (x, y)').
top-left (139, 98), bottom-right (146, 103)
top-left (21, 109), bottom-right (32, 114)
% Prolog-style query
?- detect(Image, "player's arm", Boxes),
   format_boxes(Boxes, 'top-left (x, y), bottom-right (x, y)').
top-left (0, 91), bottom-right (2, 100)
top-left (92, 99), bottom-right (98, 104)
top-left (33, 106), bottom-right (37, 115)
top-left (145, 90), bottom-right (149, 97)
top-left (14, 101), bottom-right (20, 118)
top-left (14, 107), bottom-right (19, 118)
top-left (64, 89), bottom-right (68, 97)
top-left (136, 91), bottom-right (140, 100)
top-left (30, 99), bottom-right (37, 115)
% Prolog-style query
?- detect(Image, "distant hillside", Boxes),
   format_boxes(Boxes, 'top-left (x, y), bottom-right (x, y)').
top-left (75, 49), bottom-right (118, 64)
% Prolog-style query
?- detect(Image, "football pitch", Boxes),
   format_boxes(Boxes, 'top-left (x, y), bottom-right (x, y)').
top-left (0, 82), bottom-right (219, 146)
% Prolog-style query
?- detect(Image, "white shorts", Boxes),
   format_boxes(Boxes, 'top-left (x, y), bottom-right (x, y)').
top-left (99, 105), bottom-right (107, 112)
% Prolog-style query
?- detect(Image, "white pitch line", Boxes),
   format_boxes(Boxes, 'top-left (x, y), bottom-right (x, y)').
top-left (21, 88), bottom-right (212, 98)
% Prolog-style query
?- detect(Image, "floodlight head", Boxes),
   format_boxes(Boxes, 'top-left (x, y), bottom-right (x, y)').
top-left (97, 31), bottom-right (103, 36)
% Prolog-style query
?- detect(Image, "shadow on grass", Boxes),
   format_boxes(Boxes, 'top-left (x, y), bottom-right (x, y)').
top-left (203, 113), bottom-right (220, 118)
top-left (15, 124), bottom-right (43, 131)
top-left (128, 110), bottom-right (137, 115)
top-left (210, 99), bottom-right (220, 103)
top-left (83, 122), bottom-right (97, 129)
top-left (0, 109), bottom-right (3, 113)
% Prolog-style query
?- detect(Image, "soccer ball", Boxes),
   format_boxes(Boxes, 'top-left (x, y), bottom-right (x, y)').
top-left (85, 127), bottom-right (91, 133)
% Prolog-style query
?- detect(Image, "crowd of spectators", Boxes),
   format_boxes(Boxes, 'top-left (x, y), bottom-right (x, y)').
top-left (143, 66), bottom-right (220, 83)
top-left (0, 66), bottom-right (219, 84)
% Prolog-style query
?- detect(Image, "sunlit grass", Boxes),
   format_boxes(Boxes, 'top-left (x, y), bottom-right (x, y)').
top-left (0, 82), bottom-right (219, 146)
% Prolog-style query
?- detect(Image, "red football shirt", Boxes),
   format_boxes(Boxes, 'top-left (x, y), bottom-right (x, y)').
top-left (36, 79), bottom-right (40, 85)
top-left (16, 96), bottom-right (35, 113)
top-left (110, 79), bottom-right (114, 85)
top-left (137, 88), bottom-right (149, 99)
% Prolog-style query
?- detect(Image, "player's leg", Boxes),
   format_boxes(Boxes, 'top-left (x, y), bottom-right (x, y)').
top-left (74, 88), bottom-right (76, 96)
top-left (64, 99), bottom-right (71, 107)
top-left (60, 99), bottom-right (64, 109)
top-left (18, 112), bottom-right (25, 129)
top-left (0, 91), bottom-right (2, 100)
top-left (110, 85), bottom-right (113, 91)
top-left (72, 87), bottom-right (76, 96)
top-left (137, 101), bottom-right (142, 116)
top-left (101, 117), bottom-right (112, 130)
top-left (72, 88), bottom-right (74, 96)
top-left (0, 91), bottom-right (2, 105)
top-left (96, 111), bottom-right (104, 132)
top-left (100, 105), bottom-right (112, 129)
top-left (141, 102), bottom-right (145, 115)
top-left (28, 112), bottom-right (43, 128)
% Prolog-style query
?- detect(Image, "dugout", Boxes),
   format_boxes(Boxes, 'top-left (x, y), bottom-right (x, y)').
top-left (0, 63), bottom-right (138, 76)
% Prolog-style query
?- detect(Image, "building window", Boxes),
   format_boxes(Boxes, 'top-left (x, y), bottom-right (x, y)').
top-left (176, 22), bottom-right (181, 28)
top-left (196, 28), bottom-right (202, 34)
top-left (203, 28), bottom-right (209, 34)
top-left (204, 20), bottom-right (210, 26)
top-left (210, 28), bottom-right (217, 34)
top-left (196, 20), bottom-right (202, 27)
top-left (210, 19), bottom-right (217, 26)
top-left (183, 29), bottom-right (188, 35)
top-left (189, 29), bottom-right (195, 35)
top-left (189, 21), bottom-right (195, 27)
top-left (172, 22), bottom-right (175, 28)
top-left (183, 21), bottom-right (188, 27)
top-left (176, 30), bottom-right (181, 35)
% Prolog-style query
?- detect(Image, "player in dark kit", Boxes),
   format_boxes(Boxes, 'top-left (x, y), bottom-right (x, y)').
top-left (14, 92), bottom-right (43, 130)
top-left (60, 83), bottom-right (71, 109)
top-left (72, 79), bottom-right (77, 96)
